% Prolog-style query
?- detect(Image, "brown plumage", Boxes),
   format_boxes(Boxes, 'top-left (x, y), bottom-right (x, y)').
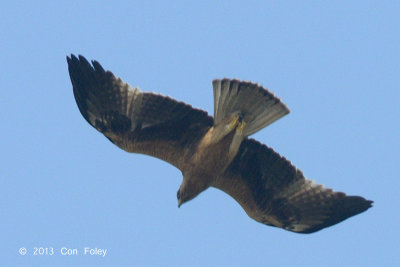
top-left (67, 54), bottom-right (372, 234)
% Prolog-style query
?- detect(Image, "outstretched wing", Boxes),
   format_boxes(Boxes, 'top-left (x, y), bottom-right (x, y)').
top-left (67, 55), bottom-right (213, 170)
top-left (213, 138), bottom-right (373, 233)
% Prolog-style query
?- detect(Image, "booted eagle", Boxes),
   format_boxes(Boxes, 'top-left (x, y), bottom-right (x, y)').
top-left (67, 55), bottom-right (372, 234)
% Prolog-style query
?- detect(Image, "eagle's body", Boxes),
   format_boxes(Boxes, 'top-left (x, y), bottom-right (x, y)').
top-left (67, 55), bottom-right (372, 233)
top-left (180, 122), bottom-right (242, 206)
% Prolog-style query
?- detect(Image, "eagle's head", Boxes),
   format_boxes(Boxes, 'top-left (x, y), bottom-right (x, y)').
top-left (177, 176), bottom-right (209, 208)
top-left (177, 186), bottom-right (194, 208)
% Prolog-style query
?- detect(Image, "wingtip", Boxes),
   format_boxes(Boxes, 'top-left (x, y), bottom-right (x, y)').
top-left (66, 53), bottom-right (74, 62)
top-left (68, 53), bottom-right (78, 59)
top-left (67, 54), bottom-right (107, 77)
top-left (66, 54), bottom-right (82, 66)
top-left (77, 54), bottom-right (91, 66)
top-left (366, 199), bottom-right (374, 208)
top-left (91, 59), bottom-right (105, 73)
top-left (67, 54), bottom-right (89, 62)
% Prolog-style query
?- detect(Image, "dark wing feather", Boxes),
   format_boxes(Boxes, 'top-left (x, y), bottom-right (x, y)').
top-left (213, 138), bottom-right (373, 233)
top-left (67, 55), bottom-right (213, 169)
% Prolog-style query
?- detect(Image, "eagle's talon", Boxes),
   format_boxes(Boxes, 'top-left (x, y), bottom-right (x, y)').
top-left (228, 115), bottom-right (240, 130)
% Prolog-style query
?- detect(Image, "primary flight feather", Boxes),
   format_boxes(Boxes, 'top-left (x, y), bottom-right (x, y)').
top-left (67, 55), bottom-right (372, 233)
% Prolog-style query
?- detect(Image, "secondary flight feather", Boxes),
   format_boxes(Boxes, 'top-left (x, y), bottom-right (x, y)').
top-left (67, 54), bottom-right (372, 233)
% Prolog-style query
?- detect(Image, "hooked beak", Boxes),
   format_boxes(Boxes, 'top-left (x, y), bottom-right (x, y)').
top-left (177, 189), bottom-right (182, 208)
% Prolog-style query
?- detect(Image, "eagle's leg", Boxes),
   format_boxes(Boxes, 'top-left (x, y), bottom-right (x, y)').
top-left (228, 114), bottom-right (240, 130)
top-left (228, 115), bottom-right (246, 161)
top-left (228, 114), bottom-right (247, 131)
top-left (237, 118), bottom-right (246, 132)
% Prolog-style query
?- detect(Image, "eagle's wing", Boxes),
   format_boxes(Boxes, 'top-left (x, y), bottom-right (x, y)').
top-left (67, 55), bottom-right (213, 170)
top-left (213, 138), bottom-right (373, 234)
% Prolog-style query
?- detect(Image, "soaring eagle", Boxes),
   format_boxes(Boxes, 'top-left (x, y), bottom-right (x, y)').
top-left (67, 55), bottom-right (372, 234)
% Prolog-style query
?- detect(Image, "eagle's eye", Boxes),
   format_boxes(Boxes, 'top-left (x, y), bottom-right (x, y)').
top-left (177, 190), bottom-right (181, 199)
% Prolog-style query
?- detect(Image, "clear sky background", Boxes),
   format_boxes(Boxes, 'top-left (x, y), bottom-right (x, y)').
top-left (1, 1), bottom-right (399, 266)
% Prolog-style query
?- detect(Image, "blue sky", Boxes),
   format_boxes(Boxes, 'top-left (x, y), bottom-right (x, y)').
top-left (1, 1), bottom-right (399, 266)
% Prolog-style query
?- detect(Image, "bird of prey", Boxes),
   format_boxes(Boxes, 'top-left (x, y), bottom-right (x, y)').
top-left (67, 55), bottom-right (372, 234)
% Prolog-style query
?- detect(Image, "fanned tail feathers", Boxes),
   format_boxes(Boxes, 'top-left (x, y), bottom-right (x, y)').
top-left (213, 79), bottom-right (289, 136)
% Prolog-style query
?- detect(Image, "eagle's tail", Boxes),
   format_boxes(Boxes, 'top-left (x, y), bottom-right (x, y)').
top-left (212, 79), bottom-right (290, 137)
